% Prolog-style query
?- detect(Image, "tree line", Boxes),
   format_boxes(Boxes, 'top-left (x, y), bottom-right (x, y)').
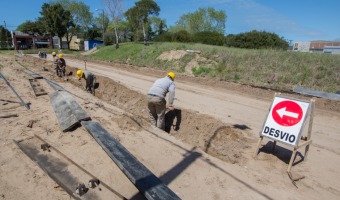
top-left (13, 0), bottom-right (288, 50)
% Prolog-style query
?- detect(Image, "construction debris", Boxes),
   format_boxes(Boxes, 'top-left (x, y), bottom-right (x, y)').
top-left (28, 79), bottom-right (47, 96)
top-left (27, 120), bottom-right (37, 128)
top-left (0, 114), bottom-right (18, 118)
top-left (0, 71), bottom-right (30, 110)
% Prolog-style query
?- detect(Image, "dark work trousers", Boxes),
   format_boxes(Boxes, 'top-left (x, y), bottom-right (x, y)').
top-left (147, 95), bottom-right (166, 130)
top-left (86, 74), bottom-right (96, 93)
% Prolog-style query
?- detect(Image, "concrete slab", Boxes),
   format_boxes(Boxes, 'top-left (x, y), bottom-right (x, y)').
top-left (50, 91), bottom-right (90, 132)
top-left (29, 79), bottom-right (47, 96)
top-left (293, 86), bottom-right (340, 101)
top-left (24, 70), bottom-right (43, 79)
top-left (81, 121), bottom-right (181, 200)
top-left (14, 136), bottom-right (126, 200)
top-left (45, 79), bottom-right (65, 91)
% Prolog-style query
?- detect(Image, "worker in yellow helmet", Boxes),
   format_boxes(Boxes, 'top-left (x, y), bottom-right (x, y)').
top-left (147, 72), bottom-right (176, 131)
top-left (77, 69), bottom-right (96, 95)
top-left (51, 52), bottom-right (58, 69)
top-left (56, 54), bottom-right (67, 79)
top-left (52, 52), bottom-right (57, 61)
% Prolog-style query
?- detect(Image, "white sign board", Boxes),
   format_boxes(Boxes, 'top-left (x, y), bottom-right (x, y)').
top-left (260, 97), bottom-right (310, 147)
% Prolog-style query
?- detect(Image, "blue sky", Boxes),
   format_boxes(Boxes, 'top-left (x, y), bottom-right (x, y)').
top-left (1, 0), bottom-right (339, 42)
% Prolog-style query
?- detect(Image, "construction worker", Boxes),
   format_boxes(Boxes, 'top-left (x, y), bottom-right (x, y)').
top-left (56, 54), bottom-right (66, 78)
top-left (77, 69), bottom-right (96, 94)
top-left (52, 52), bottom-right (57, 62)
top-left (147, 72), bottom-right (176, 130)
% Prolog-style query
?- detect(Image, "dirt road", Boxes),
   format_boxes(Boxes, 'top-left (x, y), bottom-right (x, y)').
top-left (0, 53), bottom-right (339, 200)
top-left (44, 54), bottom-right (340, 156)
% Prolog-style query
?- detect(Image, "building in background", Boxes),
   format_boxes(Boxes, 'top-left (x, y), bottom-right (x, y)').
top-left (323, 46), bottom-right (340, 54)
top-left (84, 40), bottom-right (103, 51)
top-left (53, 35), bottom-right (84, 50)
top-left (293, 40), bottom-right (340, 54)
top-left (293, 41), bottom-right (311, 52)
top-left (12, 31), bottom-right (52, 50)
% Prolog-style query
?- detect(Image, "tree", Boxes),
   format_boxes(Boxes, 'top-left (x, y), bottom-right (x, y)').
top-left (225, 30), bottom-right (289, 50)
top-left (40, 3), bottom-right (74, 49)
top-left (173, 7), bottom-right (227, 35)
top-left (148, 16), bottom-right (167, 37)
top-left (93, 14), bottom-right (110, 37)
top-left (104, 0), bottom-right (123, 48)
top-left (107, 20), bottom-right (130, 43)
top-left (125, 0), bottom-right (160, 45)
top-left (0, 26), bottom-right (12, 49)
top-left (51, 0), bottom-right (92, 49)
top-left (84, 26), bottom-right (101, 40)
top-left (17, 21), bottom-right (43, 35)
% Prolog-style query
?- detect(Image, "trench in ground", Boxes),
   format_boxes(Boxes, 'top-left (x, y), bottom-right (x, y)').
top-left (23, 55), bottom-right (258, 165)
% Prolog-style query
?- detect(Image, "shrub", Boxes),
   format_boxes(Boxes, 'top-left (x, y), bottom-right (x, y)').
top-left (173, 30), bottom-right (192, 42)
top-left (154, 32), bottom-right (173, 42)
top-left (193, 31), bottom-right (225, 46)
top-left (192, 66), bottom-right (212, 77)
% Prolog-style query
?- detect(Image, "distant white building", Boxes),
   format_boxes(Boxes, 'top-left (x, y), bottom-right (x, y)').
top-left (323, 46), bottom-right (340, 54)
top-left (293, 41), bottom-right (311, 52)
top-left (293, 40), bottom-right (340, 53)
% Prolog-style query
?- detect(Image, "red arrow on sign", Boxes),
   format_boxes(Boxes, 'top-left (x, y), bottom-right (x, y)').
top-left (272, 100), bottom-right (303, 126)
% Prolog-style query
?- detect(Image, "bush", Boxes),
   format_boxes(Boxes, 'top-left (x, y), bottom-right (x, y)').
top-left (193, 31), bottom-right (225, 46)
top-left (225, 30), bottom-right (289, 50)
top-left (173, 30), bottom-right (192, 42)
top-left (154, 32), bottom-right (173, 42)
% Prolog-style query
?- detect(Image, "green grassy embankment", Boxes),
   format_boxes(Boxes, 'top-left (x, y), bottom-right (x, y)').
top-left (9, 42), bottom-right (339, 93)
top-left (86, 42), bottom-right (340, 93)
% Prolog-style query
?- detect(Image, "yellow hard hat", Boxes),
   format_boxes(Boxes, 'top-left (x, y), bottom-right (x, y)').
top-left (52, 52), bottom-right (56, 56)
top-left (167, 72), bottom-right (176, 80)
top-left (77, 70), bottom-right (83, 79)
top-left (58, 54), bottom-right (63, 58)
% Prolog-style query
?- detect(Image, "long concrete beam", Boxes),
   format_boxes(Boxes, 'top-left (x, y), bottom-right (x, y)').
top-left (293, 86), bottom-right (340, 100)
top-left (81, 121), bottom-right (181, 200)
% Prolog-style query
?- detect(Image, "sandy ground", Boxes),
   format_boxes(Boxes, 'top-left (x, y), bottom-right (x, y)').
top-left (0, 53), bottom-right (340, 200)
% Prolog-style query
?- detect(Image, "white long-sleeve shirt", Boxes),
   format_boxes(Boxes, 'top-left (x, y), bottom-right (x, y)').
top-left (147, 76), bottom-right (175, 105)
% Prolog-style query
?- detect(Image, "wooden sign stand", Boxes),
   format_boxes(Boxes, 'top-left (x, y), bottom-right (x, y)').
top-left (254, 95), bottom-right (315, 173)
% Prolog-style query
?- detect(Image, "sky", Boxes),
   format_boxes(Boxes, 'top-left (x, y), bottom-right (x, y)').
top-left (1, 0), bottom-right (339, 42)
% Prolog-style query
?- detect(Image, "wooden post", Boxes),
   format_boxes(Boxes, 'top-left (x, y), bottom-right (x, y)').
top-left (304, 99), bottom-right (315, 160)
top-left (253, 136), bottom-right (263, 158)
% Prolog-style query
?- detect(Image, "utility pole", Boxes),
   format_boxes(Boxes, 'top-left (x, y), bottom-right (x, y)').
top-left (4, 21), bottom-right (9, 49)
top-left (96, 9), bottom-right (105, 45)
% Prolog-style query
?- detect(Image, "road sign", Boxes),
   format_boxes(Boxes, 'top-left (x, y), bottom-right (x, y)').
top-left (260, 96), bottom-right (310, 146)
top-left (272, 100), bottom-right (303, 126)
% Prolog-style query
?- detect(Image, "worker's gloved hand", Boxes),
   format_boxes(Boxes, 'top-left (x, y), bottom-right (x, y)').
top-left (168, 105), bottom-right (175, 111)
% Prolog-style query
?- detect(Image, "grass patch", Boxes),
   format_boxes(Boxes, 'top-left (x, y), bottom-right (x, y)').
top-left (84, 42), bottom-right (340, 93)
top-left (192, 66), bottom-right (213, 77)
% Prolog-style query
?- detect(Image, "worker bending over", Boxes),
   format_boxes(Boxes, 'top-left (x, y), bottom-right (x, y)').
top-left (56, 54), bottom-right (66, 79)
top-left (147, 72), bottom-right (176, 130)
top-left (77, 69), bottom-right (96, 95)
